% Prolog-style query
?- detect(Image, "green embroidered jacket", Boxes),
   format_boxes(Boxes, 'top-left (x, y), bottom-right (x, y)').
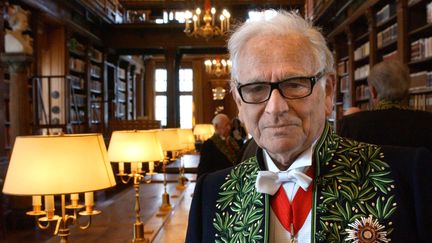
top-left (186, 122), bottom-right (432, 242)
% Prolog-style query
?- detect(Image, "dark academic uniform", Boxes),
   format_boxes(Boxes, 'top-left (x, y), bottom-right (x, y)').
top-left (186, 122), bottom-right (432, 242)
top-left (197, 134), bottom-right (240, 178)
top-left (338, 107), bottom-right (432, 151)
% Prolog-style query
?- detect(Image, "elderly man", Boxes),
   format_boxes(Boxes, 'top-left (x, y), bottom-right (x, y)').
top-left (338, 60), bottom-right (432, 151)
top-left (197, 113), bottom-right (240, 178)
top-left (186, 10), bottom-right (432, 242)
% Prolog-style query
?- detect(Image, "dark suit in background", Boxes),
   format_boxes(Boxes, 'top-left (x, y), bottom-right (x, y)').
top-left (338, 107), bottom-right (432, 151)
top-left (197, 134), bottom-right (240, 178)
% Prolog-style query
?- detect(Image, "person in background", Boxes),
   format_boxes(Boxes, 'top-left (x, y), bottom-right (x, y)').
top-left (338, 60), bottom-right (432, 151)
top-left (186, 10), bottom-right (432, 242)
top-left (230, 117), bottom-right (247, 148)
top-left (197, 113), bottom-right (240, 178)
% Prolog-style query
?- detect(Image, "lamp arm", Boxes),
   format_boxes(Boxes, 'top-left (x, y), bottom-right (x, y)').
top-left (120, 175), bottom-right (133, 184)
top-left (141, 173), bottom-right (153, 184)
top-left (64, 214), bottom-right (77, 226)
top-left (36, 218), bottom-right (51, 230)
top-left (78, 216), bottom-right (92, 230)
top-left (53, 217), bottom-right (63, 235)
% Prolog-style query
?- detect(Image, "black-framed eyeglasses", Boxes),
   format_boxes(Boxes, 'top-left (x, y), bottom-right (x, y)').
top-left (236, 72), bottom-right (325, 104)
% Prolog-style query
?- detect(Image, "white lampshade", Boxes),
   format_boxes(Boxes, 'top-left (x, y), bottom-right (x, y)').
top-left (193, 124), bottom-right (215, 141)
top-left (178, 128), bottom-right (195, 150)
top-left (154, 128), bottom-right (183, 152)
top-left (108, 130), bottom-right (164, 163)
top-left (2, 134), bottom-right (116, 196)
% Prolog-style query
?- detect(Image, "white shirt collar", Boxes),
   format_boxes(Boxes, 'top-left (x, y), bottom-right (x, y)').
top-left (263, 140), bottom-right (318, 173)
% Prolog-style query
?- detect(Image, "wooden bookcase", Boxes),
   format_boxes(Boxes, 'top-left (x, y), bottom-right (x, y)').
top-left (407, 0), bottom-right (432, 111)
top-left (108, 56), bottom-right (136, 120)
top-left (2, 71), bottom-right (10, 156)
top-left (313, 0), bottom-right (432, 125)
top-left (88, 45), bottom-right (105, 132)
top-left (33, 31), bottom-right (109, 134)
top-left (67, 34), bottom-right (88, 133)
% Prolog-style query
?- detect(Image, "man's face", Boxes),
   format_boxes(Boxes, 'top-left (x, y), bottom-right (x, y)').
top-left (234, 34), bottom-right (334, 167)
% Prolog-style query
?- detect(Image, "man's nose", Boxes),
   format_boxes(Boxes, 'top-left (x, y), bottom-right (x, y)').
top-left (264, 88), bottom-right (289, 114)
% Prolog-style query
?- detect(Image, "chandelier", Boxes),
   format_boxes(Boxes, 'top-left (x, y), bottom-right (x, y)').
top-left (184, 0), bottom-right (231, 39)
top-left (204, 58), bottom-right (232, 77)
top-left (212, 86), bottom-right (227, 100)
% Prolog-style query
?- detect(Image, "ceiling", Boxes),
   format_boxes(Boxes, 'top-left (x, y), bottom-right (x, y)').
top-left (119, 0), bottom-right (305, 21)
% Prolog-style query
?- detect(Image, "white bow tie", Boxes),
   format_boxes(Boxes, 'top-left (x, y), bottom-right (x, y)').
top-left (255, 169), bottom-right (312, 195)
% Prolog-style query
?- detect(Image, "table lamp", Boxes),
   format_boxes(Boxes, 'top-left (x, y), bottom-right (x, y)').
top-left (193, 123), bottom-right (214, 142)
top-left (178, 128), bottom-right (195, 152)
top-left (176, 128), bottom-right (196, 189)
top-left (155, 128), bottom-right (184, 212)
top-left (2, 133), bottom-right (116, 243)
top-left (108, 130), bottom-right (164, 243)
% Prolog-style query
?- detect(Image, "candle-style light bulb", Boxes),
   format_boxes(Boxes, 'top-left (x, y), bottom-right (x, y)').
top-left (32, 195), bottom-right (42, 212)
top-left (148, 161), bottom-right (155, 174)
top-left (85, 192), bottom-right (94, 213)
top-left (44, 195), bottom-right (55, 219)
top-left (196, 8), bottom-right (201, 27)
top-left (70, 193), bottom-right (79, 207)
top-left (220, 15), bottom-right (225, 32)
top-left (131, 162), bottom-right (137, 173)
top-left (118, 162), bottom-right (125, 174)
top-left (211, 7), bottom-right (216, 26)
top-left (137, 162), bottom-right (143, 172)
top-left (32, 195), bottom-right (42, 206)
top-left (193, 15), bottom-right (198, 31)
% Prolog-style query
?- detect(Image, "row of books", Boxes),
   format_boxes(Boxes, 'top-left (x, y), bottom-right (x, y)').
top-left (70, 94), bottom-right (86, 107)
top-left (409, 93), bottom-right (432, 112)
top-left (90, 80), bottom-right (102, 92)
top-left (337, 59), bottom-right (348, 75)
top-left (70, 108), bottom-right (86, 123)
top-left (69, 57), bottom-right (86, 73)
top-left (427, 2), bottom-right (432, 24)
top-left (89, 48), bottom-right (103, 63)
top-left (90, 106), bottom-right (102, 124)
top-left (411, 37), bottom-right (432, 61)
top-left (410, 71), bottom-right (432, 88)
top-left (376, 3), bottom-right (396, 26)
top-left (355, 84), bottom-right (370, 100)
top-left (382, 50), bottom-right (398, 61)
top-left (118, 67), bottom-right (126, 80)
top-left (116, 103), bottom-right (126, 118)
top-left (118, 80), bottom-right (126, 91)
top-left (377, 23), bottom-right (397, 49)
top-left (90, 65), bottom-right (101, 78)
top-left (69, 75), bottom-right (85, 90)
top-left (354, 41), bottom-right (370, 61)
top-left (340, 75), bottom-right (350, 93)
top-left (354, 64), bottom-right (370, 80)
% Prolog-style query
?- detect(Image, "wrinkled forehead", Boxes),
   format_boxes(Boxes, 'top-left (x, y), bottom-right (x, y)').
top-left (236, 34), bottom-right (319, 80)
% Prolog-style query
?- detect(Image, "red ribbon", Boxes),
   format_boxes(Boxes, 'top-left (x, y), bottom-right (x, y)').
top-left (270, 167), bottom-right (314, 234)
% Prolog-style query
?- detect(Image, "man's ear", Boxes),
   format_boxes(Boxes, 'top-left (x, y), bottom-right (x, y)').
top-left (369, 84), bottom-right (378, 102)
top-left (232, 90), bottom-right (245, 123)
top-left (232, 89), bottom-right (242, 108)
top-left (324, 74), bottom-right (335, 117)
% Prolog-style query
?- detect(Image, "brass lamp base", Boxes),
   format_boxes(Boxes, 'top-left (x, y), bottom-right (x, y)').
top-left (132, 222), bottom-right (147, 243)
top-left (176, 176), bottom-right (188, 190)
top-left (159, 192), bottom-right (172, 211)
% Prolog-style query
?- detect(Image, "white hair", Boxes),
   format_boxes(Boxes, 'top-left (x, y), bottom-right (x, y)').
top-left (212, 113), bottom-right (229, 126)
top-left (228, 10), bottom-right (334, 91)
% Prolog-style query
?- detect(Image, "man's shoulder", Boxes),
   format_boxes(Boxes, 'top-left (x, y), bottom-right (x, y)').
top-left (200, 158), bottom-right (259, 184)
